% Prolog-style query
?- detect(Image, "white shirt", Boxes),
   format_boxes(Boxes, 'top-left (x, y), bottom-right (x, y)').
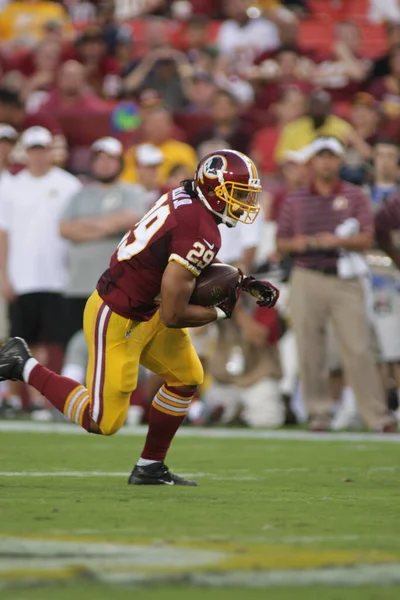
top-left (218, 216), bottom-right (263, 265)
top-left (0, 167), bottom-right (82, 294)
top-left (369, 0), bottom-right (400, 22)
top-left (217, 17), bottom-right (280, 68)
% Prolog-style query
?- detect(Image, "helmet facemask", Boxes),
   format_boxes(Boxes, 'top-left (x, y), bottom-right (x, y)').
top-left (214, 180), bottom-right (261, 225)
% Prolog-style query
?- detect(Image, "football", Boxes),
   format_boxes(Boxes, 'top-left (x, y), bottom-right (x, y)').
top-left (190, 263), bottom-right (241, 307)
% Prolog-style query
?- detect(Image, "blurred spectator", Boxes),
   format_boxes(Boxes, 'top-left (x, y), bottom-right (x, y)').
top-left (340, 93), bottom-right (380, 185)
top-left (0, 126), bottom-right (81, 413)
top-left (276, 137), bottom-right (393, 431)
top-left (0, 124), bottom-right (17, 185)
top-left (311, 21), bottom-right (371, 105)
top-left (60, 137), bottom-right (147, 343)
top-left (369, 0), bottom-right (400, 23)
top-left (0, 0), bottom-right (72, 49)
top-left (183, 15), bottom-right (217, 63)
top-left (251, 85), bottom-right (306, 176)
top-left (206, 301), bottom-right (284, 428)
top-left (74, 25), bottom-right (122, 100)
top-left (367, 140), bottom-right (399, 207)
top-left (122, 105), bottom-right (197, 185)
top-left (274, 89), bottom-right (370, 165)
top-left (269, 148), bottom-right (310, 222)
top-left (249, 45), bottom-right (313, 110)
top-left (370, 21), bottom-right (400, 80)
top-left (69, 0), bottom-right (97, 24)
top-left (123, 46), bottom-right (189, 110)
top-left (18, 40), bottom-right (62, 111)
top-left (115, 0), bottom-right (168, 20)
top-left (182, 70), bottom-right (218, 112)
top-left (194, 89), bottom-right (253, 154)
top-left (0, 87), bottom-right (64, 159)
top-left (197, 136), bottom-right (230, 159)
top-left (163, 163), bottom-right (192, 191)
top-left (0, 124), bottom-right (17, 342)
top-left (135, 143), bottom-right (164, 208)
top-left (368, 45), bottom-right (400, 119)
top-left (36, 60), bottom-right (108, 112)
top-left (115, 26), bottom-right (136, 77)
top-left (217, 0), bottom-right (280, 76)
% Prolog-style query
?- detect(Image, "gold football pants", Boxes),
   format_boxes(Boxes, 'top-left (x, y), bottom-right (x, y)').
top-left (83, 290), bottom-right (204, 435)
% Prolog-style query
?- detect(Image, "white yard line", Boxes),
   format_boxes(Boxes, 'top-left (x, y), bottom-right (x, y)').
top-left (0, 466), bottom-right (398, 478)
top-left (0, 421), bottom-right (400, 442)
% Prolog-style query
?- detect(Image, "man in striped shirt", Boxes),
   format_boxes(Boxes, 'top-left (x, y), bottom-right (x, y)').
top-left (277, 137), bottom-right (393, 431)
top-left (375, 191), bottom-right (400, 269)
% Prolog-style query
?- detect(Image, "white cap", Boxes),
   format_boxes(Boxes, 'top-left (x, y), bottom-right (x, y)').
top-left (306, 137), bottom-right (345, 159)
top-left (21, 126), bottom-right (52, 148)
top-left (136, 143), bottom-right (164, 167)
top-left (0, 124), bottom-right (17, 141)
top-left (91, 137), bottom-right (123, 157)
top-left (284, 148), bottom-right (310, 164)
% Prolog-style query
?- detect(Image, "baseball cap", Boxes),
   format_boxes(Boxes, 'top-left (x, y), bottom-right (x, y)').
top-left (21, 126), bottom-right (52, 148)
top-left (91, 137), bottom-right (123, 157)
top-left (306, 137), bottom-right (345, 159)
top-left (136, 143), bottom-right (163, 167)
top-left (351, 92), bottom-right (379, 110)
top-left (284, 148), bottom-right (310, 164)
top-left (0, 123), bottom-right (17, 141)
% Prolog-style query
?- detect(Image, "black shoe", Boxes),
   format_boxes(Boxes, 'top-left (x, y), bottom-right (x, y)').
top-left (128, 462), bottom-right (198, 486)
top-left (0, 337), bottom-right (32, 382)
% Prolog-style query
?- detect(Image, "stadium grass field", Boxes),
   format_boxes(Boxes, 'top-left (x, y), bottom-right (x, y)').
top-left (1, 425), bottom-right (400, 599)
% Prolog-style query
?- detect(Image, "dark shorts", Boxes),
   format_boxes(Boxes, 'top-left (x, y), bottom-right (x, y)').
top-left (9, 292), bottom-right (66, 345)
top-left (64, 296), bottom-right (88, 345)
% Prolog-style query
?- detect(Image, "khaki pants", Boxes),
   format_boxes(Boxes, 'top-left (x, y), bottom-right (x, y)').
top-left (290, 267), bottom-right (388, 429)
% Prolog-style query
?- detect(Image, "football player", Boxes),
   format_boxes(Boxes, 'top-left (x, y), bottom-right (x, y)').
top-left (0, 149), bottom-right (279, 486)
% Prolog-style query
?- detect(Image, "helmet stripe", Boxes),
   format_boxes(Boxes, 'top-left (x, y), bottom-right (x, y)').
top-left (224, 149), bottom-right (259, 183)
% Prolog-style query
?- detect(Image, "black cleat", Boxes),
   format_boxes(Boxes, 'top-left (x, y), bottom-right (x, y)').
top-left (128, 462), bottom-right (198, 486)
top-left (0, 337), bottom-right (32, 382)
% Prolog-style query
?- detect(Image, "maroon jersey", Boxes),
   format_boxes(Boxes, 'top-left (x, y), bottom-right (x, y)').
top-left (97, 187), bottom-right (221, 321)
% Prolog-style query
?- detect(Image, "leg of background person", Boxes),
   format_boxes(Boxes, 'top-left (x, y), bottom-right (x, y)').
top-left (61, 330), bottom-right (88, 384)
top-left (278, 329), bottom-right (299, 424)
top-left (139, 313), bottom-right (204, 462)
top-left (289, 268), bottom-right (331, 428)
top-left (241, 377), bottom-right (285, 428)
top-left (204, 381), bottom-right (241, 424)
top-left (330, 278), bottom-right (391, 430)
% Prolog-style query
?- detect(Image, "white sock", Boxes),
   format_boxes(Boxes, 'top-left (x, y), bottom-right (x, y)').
top-left (136, 457), bottom-right (159, 467)
top-left (22, 358), bottom-right (39, 383)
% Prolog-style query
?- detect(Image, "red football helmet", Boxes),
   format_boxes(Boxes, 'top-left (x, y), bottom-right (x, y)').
top-left (194, 149), bottom-right (261, 227)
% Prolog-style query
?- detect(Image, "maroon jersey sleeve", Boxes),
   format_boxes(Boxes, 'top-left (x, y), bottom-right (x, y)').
top-left (168, 188), bottom-right (221, 277)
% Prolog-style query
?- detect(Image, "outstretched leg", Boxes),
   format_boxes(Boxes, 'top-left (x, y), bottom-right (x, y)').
top-left (0, 291), bottom-right (144, 435)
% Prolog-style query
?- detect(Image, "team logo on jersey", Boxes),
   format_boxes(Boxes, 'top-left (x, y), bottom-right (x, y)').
top-left (332, 196), bottom-right (348, 211)
top-left (199, 154), bottom-right (228, 183)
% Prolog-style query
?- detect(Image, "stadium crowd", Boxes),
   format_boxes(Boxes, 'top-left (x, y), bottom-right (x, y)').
top-left (0, 0), bottom-right (400, 431)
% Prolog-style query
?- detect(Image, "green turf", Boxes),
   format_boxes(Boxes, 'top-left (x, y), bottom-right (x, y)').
top-left (3, 584), bottom-right (400, 600)
top-left (1, 430), bottom-right (400, 599)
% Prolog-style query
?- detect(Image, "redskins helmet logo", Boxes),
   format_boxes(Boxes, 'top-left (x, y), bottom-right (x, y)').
top-left (201, 154), bottom-right (228, 181)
